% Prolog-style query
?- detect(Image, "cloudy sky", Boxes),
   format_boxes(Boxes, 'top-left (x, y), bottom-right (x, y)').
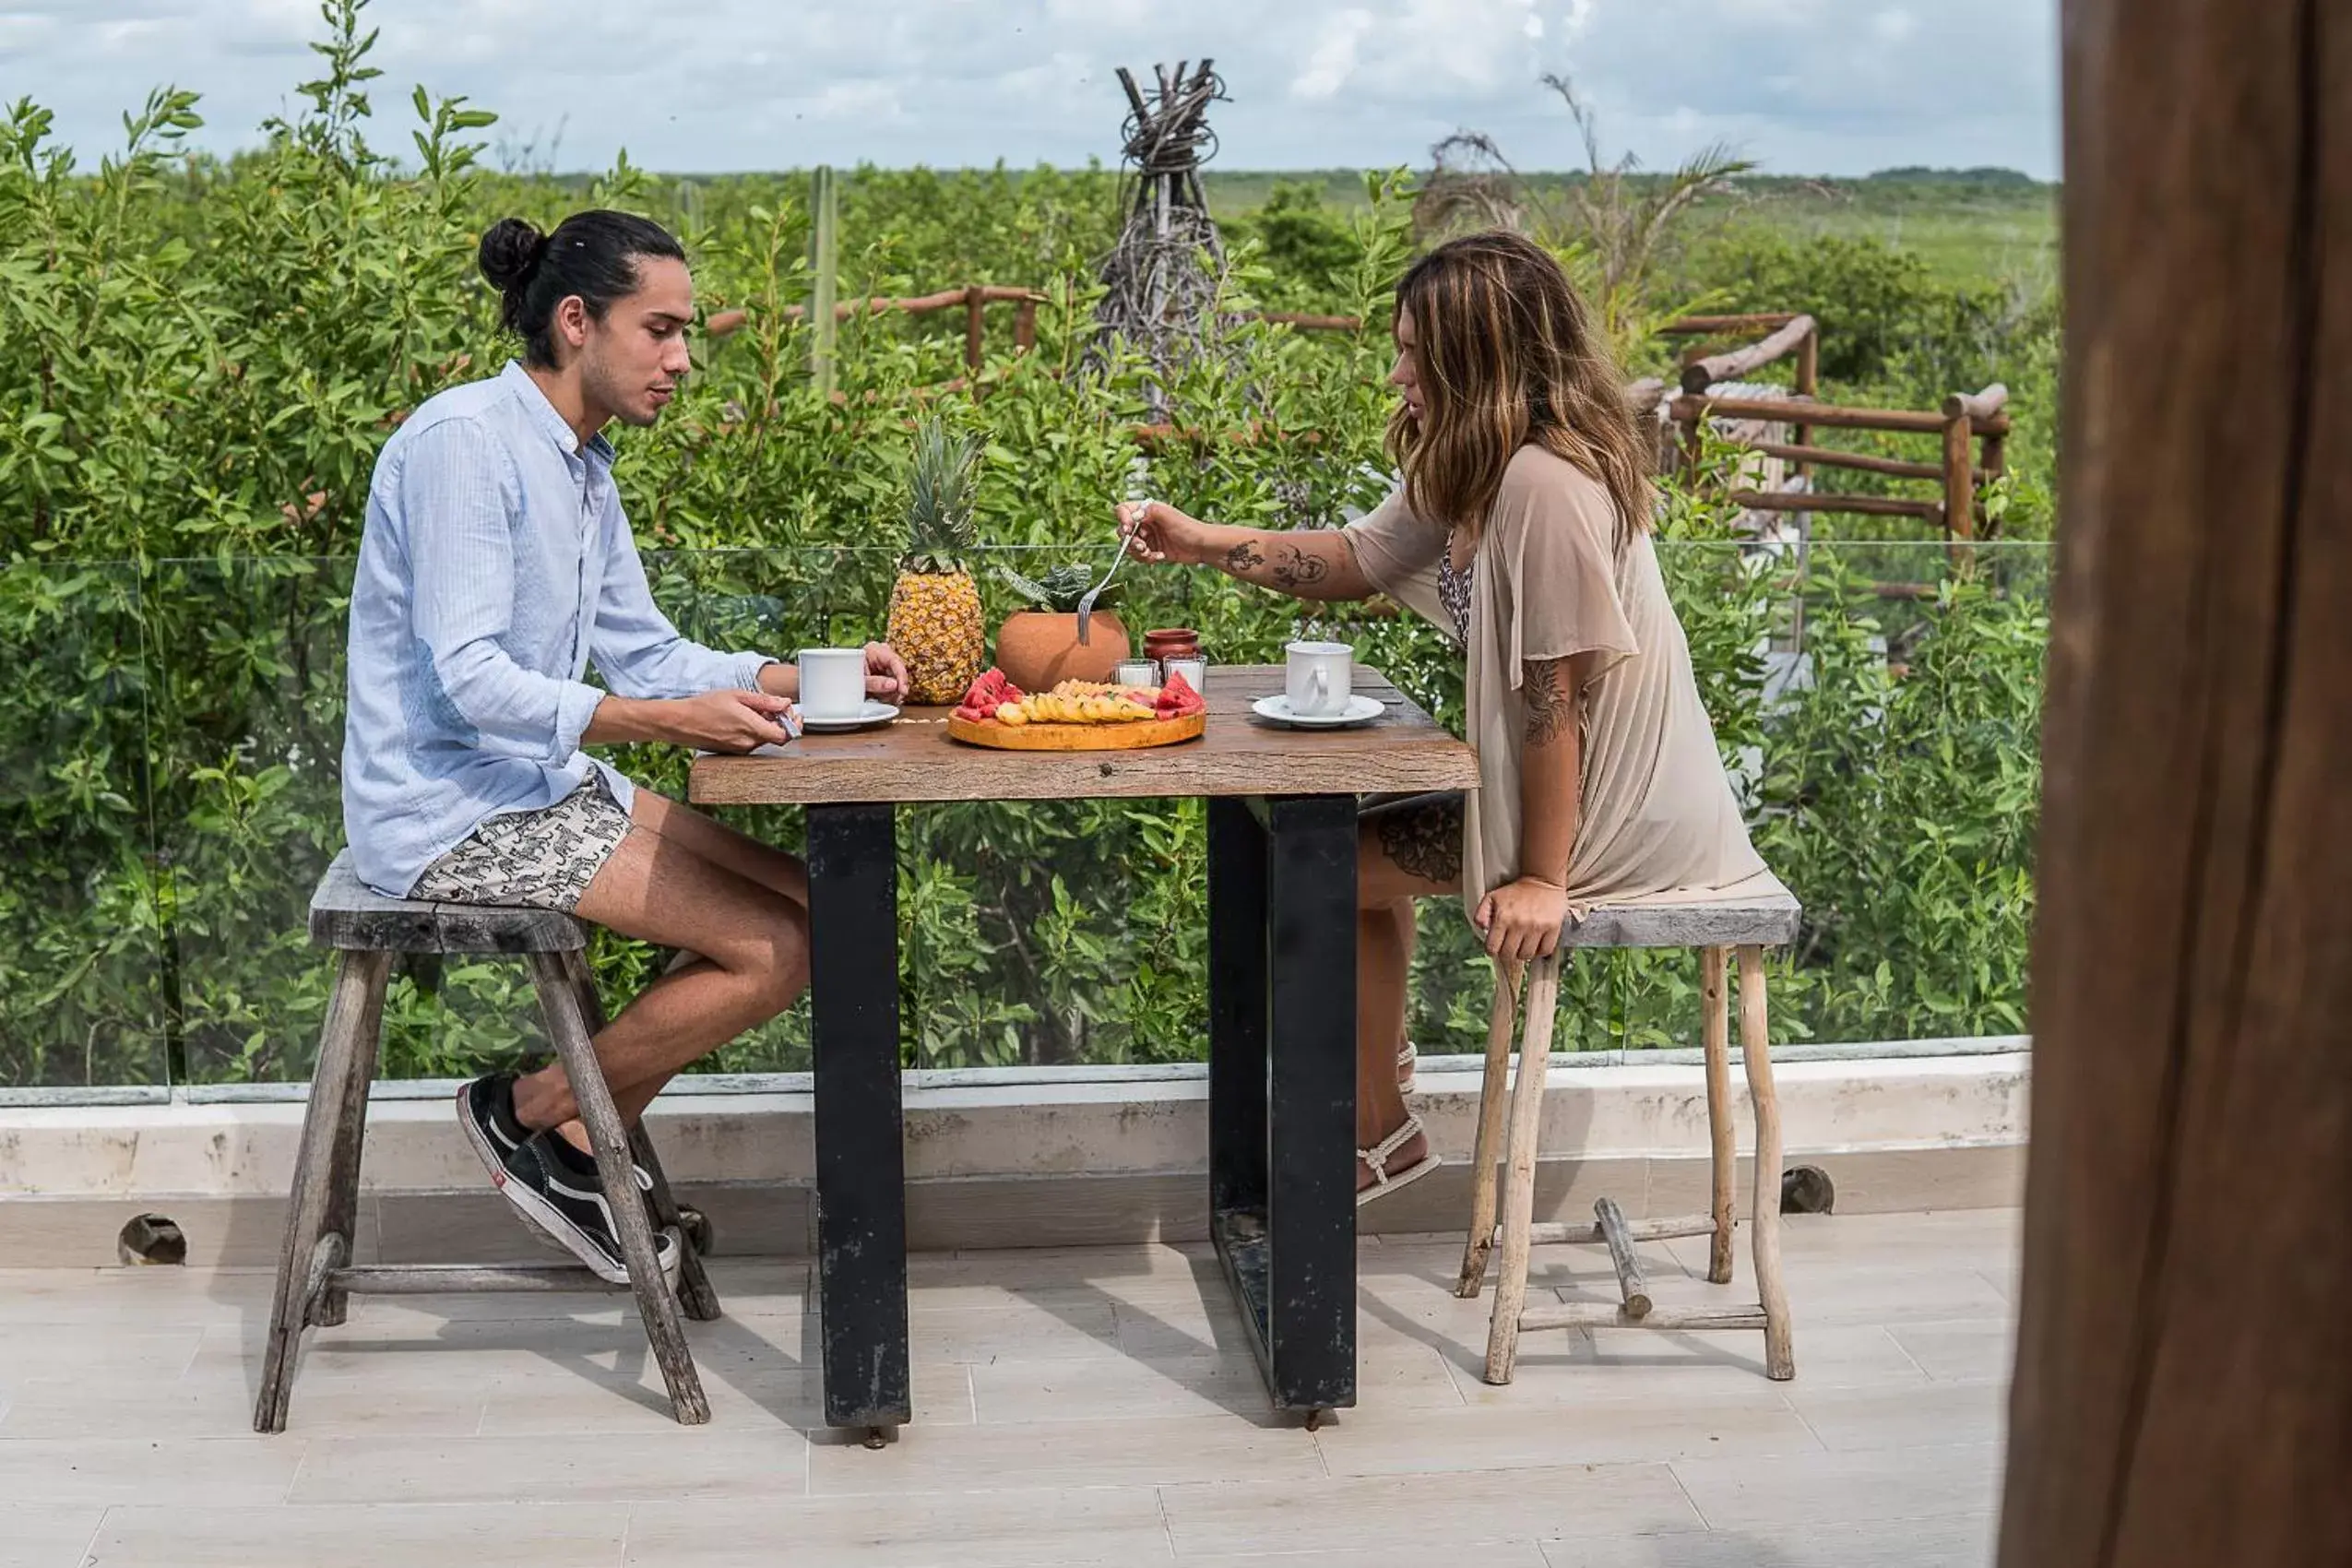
top-left (1, 0), bottom-right (2061, 178)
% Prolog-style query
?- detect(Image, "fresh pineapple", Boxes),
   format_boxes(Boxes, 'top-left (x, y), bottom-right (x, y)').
top-left (885, 419), bottom-right (987, 706)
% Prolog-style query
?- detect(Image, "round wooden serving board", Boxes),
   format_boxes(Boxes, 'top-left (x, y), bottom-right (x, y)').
top-left (946, 711), bottom-right (1206, 751)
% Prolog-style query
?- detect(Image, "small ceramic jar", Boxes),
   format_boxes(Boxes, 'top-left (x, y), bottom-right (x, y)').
top-left (1143, 627), bottom-right (1200, 665)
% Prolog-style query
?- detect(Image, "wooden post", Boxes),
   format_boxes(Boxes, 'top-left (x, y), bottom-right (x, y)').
top-left (1455, 958), bottom-right (1523, 1298)
top-left (314, 957), bottom-right (387, 1329)
top-left (1593, 1195), bottom-right (1654, 1319)
top-left (254, 950), bottom-right (389, 1433)
top-left (1701, 945), bottom-right (1736, 1285)
top-left (1482, 952), bottom-right (1562, 1384)
top-left (1942, 410), bottom-right (1977, 542)
top-left (2000, 2), bottom-right (2352, 1564)
top-left (809, 165), bottom-right (838, 398)
top-left (1793, 323), bottom-right (1819, 478)
top-left (558, 949), bottom-right (722, 1325)
top-left (529, 954), bottom-right (710, 1426)
top-left (1737, 945), bottom-right (1791, 1380)
top-left (1015, 296), bottom-right (1037, 355)
top-left (964, 284), bottom-right (985, 374)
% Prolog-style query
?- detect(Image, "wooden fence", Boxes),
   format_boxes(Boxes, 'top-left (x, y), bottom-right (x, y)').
top-left (700, 291), bottom-right (2013, 540)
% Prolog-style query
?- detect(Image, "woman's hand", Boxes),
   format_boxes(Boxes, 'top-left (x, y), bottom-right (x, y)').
top-left (1474, 876), bottom-right (1570, 963)
top-left (1117, 499), bottom-right (1208, 566)
top-left (863, 641), bottom-right (910, 702)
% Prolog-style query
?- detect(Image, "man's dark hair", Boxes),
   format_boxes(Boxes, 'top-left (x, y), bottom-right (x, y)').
top-left (477, 210), bottom-right (686, 368)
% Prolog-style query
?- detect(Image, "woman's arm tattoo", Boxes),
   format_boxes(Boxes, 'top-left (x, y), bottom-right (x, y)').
top-left (1223, 540), bottom-right (1265, 574)
top-left (1270, 545), bottom-right (1330, 591)
top-left (1525, 658), bottom-right (1578, 745)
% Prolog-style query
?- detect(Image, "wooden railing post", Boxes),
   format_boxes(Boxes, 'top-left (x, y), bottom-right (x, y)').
top-left (1942, 410), bottom-right (1977, 542)
top-left (1014, 296), bottom-right (1037, 355)
top-left (964, 284), bottom-right (985, 374)
top-left (809, 166), bottom-right (838, 398)
top-left (1794, 324), bottom-right (1820, 481)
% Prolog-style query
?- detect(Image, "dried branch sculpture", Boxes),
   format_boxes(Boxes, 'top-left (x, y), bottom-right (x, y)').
top-left (1091, 60), bottom-right (1232, 417)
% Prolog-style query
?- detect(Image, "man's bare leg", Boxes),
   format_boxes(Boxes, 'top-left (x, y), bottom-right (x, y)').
top-left (583, 793), bottom-right (810, 1126)
top-left (511, 821), bottom-right (807, 1151)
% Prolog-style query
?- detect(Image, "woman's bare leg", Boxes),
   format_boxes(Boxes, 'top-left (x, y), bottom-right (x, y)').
top-left (1356, 793), bottom-right (1465, 1190)
top-left (512, 818), bottom-right (808, 1150)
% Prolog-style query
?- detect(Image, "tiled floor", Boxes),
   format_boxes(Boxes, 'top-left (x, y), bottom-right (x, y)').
top-left (0, 1208), bottom-right (2018, 1567)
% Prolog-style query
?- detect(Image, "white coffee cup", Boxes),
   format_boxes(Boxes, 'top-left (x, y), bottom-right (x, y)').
top-left (1285, 641), bottom-right (1351, 718)
top-left (796, 647), bottom-right (867, 720)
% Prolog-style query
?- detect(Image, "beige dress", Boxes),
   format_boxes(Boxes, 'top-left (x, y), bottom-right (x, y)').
top-left (1344, 444), bottom-right (1771, 922)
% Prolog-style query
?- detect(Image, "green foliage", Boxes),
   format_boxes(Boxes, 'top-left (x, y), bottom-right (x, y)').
top-left (1221, 181), bottom-right (1360, 307)
top-left (900, 416), bottom-right (980, 572)
top-left (0, 6), bottom-right (2052, 1087)
top-left (994, 563), bottom-right (1123, 615)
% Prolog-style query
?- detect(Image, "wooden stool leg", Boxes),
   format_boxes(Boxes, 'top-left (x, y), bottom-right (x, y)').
top-left (1455, 958), bottom-right (1524, 1299)
top-left (255, 950), bottom-right (389, 1433)
top-left (529, 953), bottom-right (711, 1425)
top-left (1701, 945), bottom-right (1736, 1286)
top-left (559, 950), bottom-right (722, 1324)
top-left (1482, 952), bottom-right (1562, 1385)
top-left (1738, 944), bottom-right (1795, 1380)
top-left (315, 960), bottom-right (387, 1329)
top-left (629, 1125), bottom-right (722, 1324)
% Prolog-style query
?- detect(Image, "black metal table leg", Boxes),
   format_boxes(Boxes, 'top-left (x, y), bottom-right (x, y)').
top-left (806, 802), bottom-right (910, 1431)
top-left (1208, 798), bottom-right (1270, 1225)
top-left (1208, 793), bottom-right (1358, 1416)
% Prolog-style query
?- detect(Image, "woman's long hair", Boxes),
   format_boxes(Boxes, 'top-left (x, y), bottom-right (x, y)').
top-left (1386, 231), bottom-right (1652, 553)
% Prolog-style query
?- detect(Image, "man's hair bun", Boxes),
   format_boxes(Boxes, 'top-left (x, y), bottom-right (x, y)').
top-left (477, 217), bottom-right (547, 293)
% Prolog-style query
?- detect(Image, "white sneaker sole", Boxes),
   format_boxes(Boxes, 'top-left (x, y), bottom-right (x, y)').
top-left (498, 1170), bottom-right (681, 1290)
top-left (456, 1084), bottom-right (561, 1249)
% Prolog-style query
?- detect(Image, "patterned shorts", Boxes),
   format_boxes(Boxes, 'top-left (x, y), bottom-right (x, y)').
top-left (410, 773), bottom-right (632, 912)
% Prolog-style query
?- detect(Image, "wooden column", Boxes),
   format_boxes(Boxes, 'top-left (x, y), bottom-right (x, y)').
top-left (2001, 3), bottom-right (2352, 1565)
top-left (1792, 324), bottom-right (1819, 476)
top-left (1940, 411), bottom-right (1975, 541)
top-left (964, 284), bottom-right (985, 374)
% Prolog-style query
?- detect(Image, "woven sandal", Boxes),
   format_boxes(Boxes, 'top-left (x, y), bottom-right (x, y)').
top-left (1357, 1112), bottom-right (1442, 1207)
top-left (1397, 1040), bottom-right (1418, 1095)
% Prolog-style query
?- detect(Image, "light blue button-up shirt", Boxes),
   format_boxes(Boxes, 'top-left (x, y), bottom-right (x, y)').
top-left (341, 362), bottom-right (773, 897)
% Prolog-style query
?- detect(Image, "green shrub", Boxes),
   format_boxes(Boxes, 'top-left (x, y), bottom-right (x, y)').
top-left (0, 5), bottom-right (2049, 1086)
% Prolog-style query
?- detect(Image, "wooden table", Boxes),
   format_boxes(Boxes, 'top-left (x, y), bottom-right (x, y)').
top-left (692, 665), bottom-right (1476, 1433)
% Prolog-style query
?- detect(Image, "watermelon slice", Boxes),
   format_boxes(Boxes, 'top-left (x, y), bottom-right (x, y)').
top-left (1154, 671), bottom-right (1206, 719)
top-left (955, 668), bottom-right (1026, 722)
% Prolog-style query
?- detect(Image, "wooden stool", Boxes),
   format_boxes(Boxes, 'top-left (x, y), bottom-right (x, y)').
top-left (254, 852), bottom-right (719, 1432)
top-left (1455, 878), bottom-right (1802, 1384)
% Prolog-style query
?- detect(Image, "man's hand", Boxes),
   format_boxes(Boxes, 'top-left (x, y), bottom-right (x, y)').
top-left (664, 689), bottom-right (800, 752)
top-left (863, 641), bottom-right (910, 703)
top-left (1474, 876), bottom-right (1570, 963)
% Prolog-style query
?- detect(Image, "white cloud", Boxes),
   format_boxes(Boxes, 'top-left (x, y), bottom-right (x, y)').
top-left (2, 0), bottom-right (2061, 178)
top-left (1291, 7), bottom-right (1372, 100)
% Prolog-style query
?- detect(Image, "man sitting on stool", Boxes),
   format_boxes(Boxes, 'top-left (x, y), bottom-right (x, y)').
top-left (340, 209), bottom-right (906, 1282)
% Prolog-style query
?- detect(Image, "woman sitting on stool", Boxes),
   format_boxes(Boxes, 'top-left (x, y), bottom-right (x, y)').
top-left (1115, 231), bottom-right (1769, 1205)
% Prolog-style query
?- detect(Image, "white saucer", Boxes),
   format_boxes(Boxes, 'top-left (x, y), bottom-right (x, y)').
top-left (1252, 693), bottom-right (1385, 729)
top-left (798, 701), bottom-right (899, 733)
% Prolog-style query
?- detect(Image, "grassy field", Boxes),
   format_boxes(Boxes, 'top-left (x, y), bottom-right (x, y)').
top-left (1202, 169), bottom-right (2059, 288)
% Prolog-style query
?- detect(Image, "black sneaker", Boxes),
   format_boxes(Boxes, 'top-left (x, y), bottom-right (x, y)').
top-left (457, 1073), bottom-right (533, 1186)
top-left (498, 1132), bottom-right (681, 1288)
